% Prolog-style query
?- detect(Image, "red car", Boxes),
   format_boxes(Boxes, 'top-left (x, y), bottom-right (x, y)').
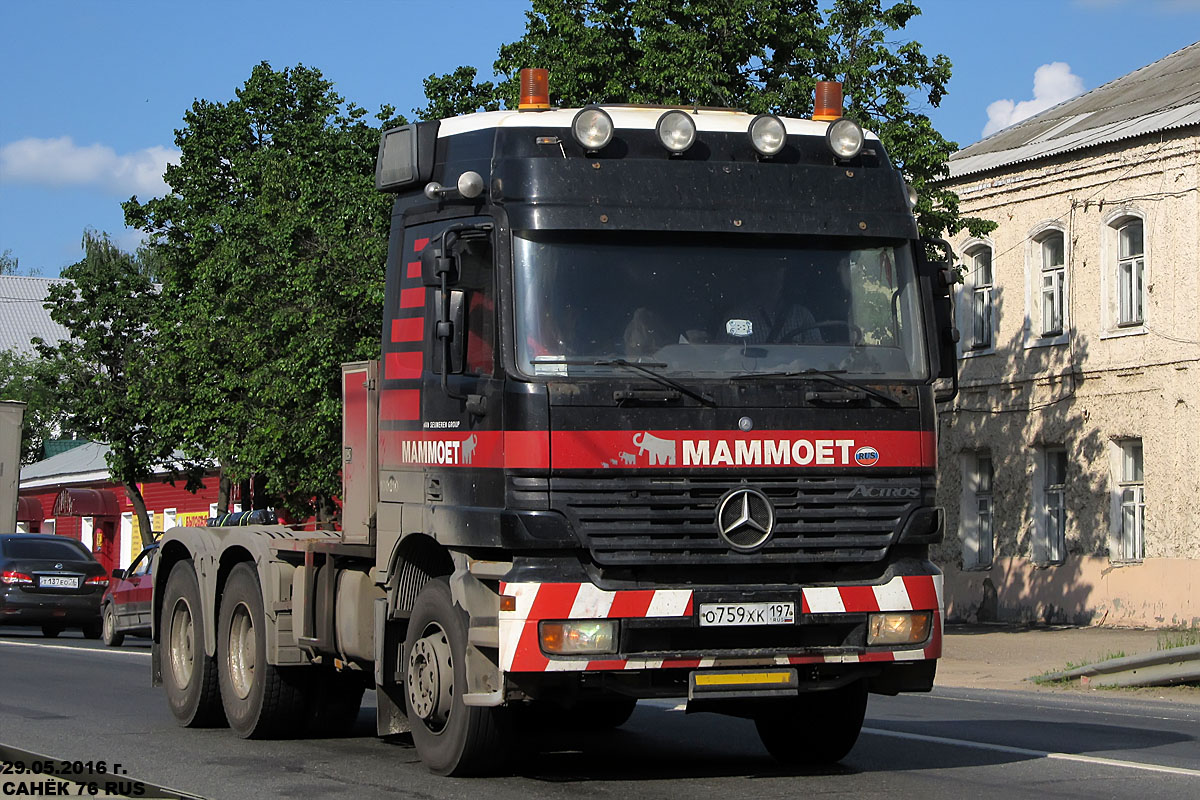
top-left (100, 543), bottom-right (156, 646)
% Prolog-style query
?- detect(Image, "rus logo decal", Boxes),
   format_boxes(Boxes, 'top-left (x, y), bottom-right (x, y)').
top-left (854, 446), bottom-right (880, 467)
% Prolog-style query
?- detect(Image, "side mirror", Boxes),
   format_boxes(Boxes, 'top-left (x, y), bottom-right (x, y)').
top-left (921, 238), bottom-right (959, 403)
top-left (111, 568), bottom-right (125, 579)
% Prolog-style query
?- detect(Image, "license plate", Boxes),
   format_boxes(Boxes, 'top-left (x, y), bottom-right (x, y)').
top-left (39, 575), bottom-right (79, 589)
top-left (698, 602), bottom-right (795, 627)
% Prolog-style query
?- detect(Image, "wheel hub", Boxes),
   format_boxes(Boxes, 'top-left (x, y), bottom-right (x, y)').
top-left (227, 601), bottom-right (256, 700)
top-left (407, 626), bottom-right (453, 732)
top-left (168, 598), bottom-right (194, 688)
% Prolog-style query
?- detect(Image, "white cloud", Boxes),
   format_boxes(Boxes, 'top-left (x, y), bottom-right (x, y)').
top-left (982, 62), bottom-right (1085, 137)
top-left (0, 136), bottom-right (180, 197)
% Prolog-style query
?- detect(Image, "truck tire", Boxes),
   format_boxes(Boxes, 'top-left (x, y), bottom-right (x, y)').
top-left (162, 560), bottom-right (226, 727)
top-left (404, 577), bottom-right (510, 776)
top-left (754, 681), bottom-right (868, 765)
top-left (102, 604), bottom-right (124, 647)
top-left (217, 562), bottom-right (311, 739)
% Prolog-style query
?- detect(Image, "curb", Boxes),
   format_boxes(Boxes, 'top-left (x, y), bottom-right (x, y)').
top-left (1041, 644), bottom-right (1200, 688)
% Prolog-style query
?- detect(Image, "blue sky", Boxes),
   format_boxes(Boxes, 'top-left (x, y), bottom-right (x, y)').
top-left (1, 0), bottom-right (1198, 276)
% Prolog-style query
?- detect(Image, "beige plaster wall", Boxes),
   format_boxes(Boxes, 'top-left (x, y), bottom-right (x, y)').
top-left (933, 129), bottom-right (1200, 626)
top-left (943, 557), bottom-right (1200, 629)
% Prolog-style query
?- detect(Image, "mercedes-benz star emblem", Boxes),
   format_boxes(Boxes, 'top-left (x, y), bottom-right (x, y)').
top-left (715, 488), bottom-right (775, 551)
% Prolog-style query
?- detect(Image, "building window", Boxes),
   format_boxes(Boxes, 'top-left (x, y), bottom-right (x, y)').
top-left (961, 452), bottom-right (995, 569)
top-left (1118, 441), bottom-right (1145, 560)
top-left (1117, 221), bottom-right (1144, 326)
top-left (1038, 232), bottom-right (1065, 336)
top-left (42, 519), bottom-right (56, 537)
top-left (970, 247), bottom-right (994, 349)
top-left (1041, 448), bottom-right (1067, 564)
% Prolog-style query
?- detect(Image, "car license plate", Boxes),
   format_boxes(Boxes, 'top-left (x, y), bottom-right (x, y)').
top-left (698, 602), bottom-right (795, 627)
top-left (39, 575), bottom-right (79, 589)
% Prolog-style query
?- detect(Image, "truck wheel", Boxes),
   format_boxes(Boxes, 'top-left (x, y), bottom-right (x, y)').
top-left (754, 681), bottom-right (868, 765)
top-left (162, 560), bottom-right (226, 727)
top-left (405, 577), bottom-right (509, 776)
top-left (217, 562), bottom-right (311, 738)
top-left (308, 673), bottom-right (366, 737)
top-left (102, 604), bottom-right (124, 647)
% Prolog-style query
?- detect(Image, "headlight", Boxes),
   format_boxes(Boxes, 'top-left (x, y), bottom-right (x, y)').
top-left (867, 612), bottom-right (932, 645)
top-left (540, 620), bottom-right (618, 654)
top-left (748, 114), bottom-right (787, 156)
top-left (826, 117), bottom-right (865, 160)
top-left (572, 106), bottom-right (614, 151)
top-left (656, 110), bottom-right (697, 153)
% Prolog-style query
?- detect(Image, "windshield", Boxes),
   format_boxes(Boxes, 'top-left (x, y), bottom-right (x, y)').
top-left (513, 232), bottom-right (929, 381)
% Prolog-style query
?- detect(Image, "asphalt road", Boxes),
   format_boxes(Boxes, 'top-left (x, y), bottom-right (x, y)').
top-left (2, 628), bottom-right (1198, 800)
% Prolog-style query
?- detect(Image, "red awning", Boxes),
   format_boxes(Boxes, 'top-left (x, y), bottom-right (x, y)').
top-left (17, 496), bottom-right (43, 523)
top-left (52, 488), bottom-right (120, 518)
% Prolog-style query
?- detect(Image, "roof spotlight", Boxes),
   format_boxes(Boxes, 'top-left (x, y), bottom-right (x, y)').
top-left (656, 110), bottom-right (697, 154)
top-left (748, 114), bottom-right (787, 156)
top-left (572, 106), bottom-right (614, 151)
top-left (826, 117), bottom-right (865, 160)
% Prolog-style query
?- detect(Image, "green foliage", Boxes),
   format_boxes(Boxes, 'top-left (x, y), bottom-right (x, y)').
top-left (32, 231), bottom-right (196, 534)
top-left (0, 350), bottom-right (62, 463)
top-left (0, 249), bottom-right (17, 275)
top-left (124, 63), bottom-right (399, 520)
top-left (420, 0), bottom-right (994, 241)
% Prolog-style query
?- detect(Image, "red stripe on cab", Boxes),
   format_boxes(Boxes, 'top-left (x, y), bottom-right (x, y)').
top-left (385, 351), bottom-right (422, 380)
top-left (391, 317), bottom-right (424, 343)
top-left (400, 287), bottom-right (426, 309)
top-left (379, 389), bottom-right (420, 421)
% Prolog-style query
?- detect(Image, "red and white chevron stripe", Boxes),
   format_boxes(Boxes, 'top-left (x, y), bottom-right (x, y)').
top-left (498, 573), bottom-right (943, 673)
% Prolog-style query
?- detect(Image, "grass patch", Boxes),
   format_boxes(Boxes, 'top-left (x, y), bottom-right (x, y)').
top-left (1031, 651), bottom-right (1127, 685)
top-left (1157, 627), bottom-right (1200, 651)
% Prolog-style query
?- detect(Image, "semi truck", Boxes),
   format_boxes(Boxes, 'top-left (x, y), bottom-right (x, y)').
top-left (151, 71), bottom-right (959, 776)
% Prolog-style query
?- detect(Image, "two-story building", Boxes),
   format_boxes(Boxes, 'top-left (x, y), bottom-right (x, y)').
top-left (936, 42), bottom-right (1199, 628)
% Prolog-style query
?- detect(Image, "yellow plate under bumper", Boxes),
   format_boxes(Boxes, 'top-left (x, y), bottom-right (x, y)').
top-left (688, 669), bottom-right (799, 700)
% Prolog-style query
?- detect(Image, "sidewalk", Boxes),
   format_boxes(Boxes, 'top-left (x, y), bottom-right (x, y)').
top-left (936, 623), bottom-right (1200, 703)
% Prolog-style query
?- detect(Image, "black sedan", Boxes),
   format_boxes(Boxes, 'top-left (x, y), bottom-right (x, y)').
top-left (0, 533), bottom-right (107, 638)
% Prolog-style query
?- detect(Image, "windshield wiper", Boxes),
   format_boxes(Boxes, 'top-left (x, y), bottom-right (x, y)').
top-left (531, 356), bottom-right (717, 407)
top-left (731, 368), bottom-right (902, 408)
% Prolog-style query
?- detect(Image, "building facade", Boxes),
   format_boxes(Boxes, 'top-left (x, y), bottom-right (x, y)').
top-left (18, 441), bottom-right (221, 576)
top-left (935, 44), bottom-right (1200, 628)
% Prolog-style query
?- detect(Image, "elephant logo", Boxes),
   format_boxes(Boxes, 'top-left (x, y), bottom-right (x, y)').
top-left (461, 434), bottom-right (479, 465)
top-left (632, 432), bottom-right (676, 466)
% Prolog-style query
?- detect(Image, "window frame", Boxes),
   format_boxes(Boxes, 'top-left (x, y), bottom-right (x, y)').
top-left (1100, 210), bottom-right (1149, 338)
top-left (1025, 224), bottom-right (1070, 348)
top-left (957, 237), bottom-right (996, 359)
top-left (1032, 446), bottom-right (1068, 565)
top-left (1113, 439), bottom-right (1145, 562)
top-left (960, 451), bottom-right (996, 570)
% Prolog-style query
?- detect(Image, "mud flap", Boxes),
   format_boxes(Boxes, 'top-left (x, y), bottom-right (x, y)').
top-left (374, 597), bottom-right (410, 735)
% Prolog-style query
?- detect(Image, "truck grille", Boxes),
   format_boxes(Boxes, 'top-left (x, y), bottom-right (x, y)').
top-left (552, 475), bottom-right (921, 566)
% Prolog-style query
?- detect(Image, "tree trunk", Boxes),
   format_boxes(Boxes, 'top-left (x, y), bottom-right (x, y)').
top-left (124, 482), bottom-right (155, 547)
top-left (217, 472), bottom-right (231, 514)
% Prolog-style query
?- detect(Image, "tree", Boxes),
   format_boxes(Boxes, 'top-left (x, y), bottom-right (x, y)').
top-left (1, 249), bottom-right (17, 275)
top-left (421, 0), bottom-right (993, 242)
top-left (33, 231), bottom-right (196, 540)
top-left (0, 349), bottom-right (62, 464)
top-left (124, 63), bottom-right (403, 521)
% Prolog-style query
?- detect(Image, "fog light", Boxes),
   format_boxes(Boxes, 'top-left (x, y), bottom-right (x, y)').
top-left (540, 620), bottom-right (617, 654)
top-left (867, 612), bottom-right (931, 645)
top-left (748, 114), bottom-right (787, 156)
top-left (656, 110), bottom-right (697, 153)
top-left (826, 117), bottom-right (865, 159)
top-left (572, 106), bottom-right (614, 151)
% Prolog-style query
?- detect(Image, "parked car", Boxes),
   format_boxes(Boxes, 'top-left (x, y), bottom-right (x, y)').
top-left (99, 543), bottom-right (156, 646)
top-left (0, 533), bottom-right (107, 638)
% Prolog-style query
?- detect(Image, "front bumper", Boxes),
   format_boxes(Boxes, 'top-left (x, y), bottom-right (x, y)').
top-left (497, 572), bottom-right (943, 676)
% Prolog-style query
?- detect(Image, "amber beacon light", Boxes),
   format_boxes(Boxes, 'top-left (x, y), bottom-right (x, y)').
top-left (813, 81), bottom-right (844, 121)
top-left (519, 68), bottom-right (551, 111)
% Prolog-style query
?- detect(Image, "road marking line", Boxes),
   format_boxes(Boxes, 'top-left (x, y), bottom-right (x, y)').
top-left (928, 689), bottom-right (1199, 723)
top-left (863, 727), bottom-right (1200, 777)
top-left (0, 639), bottom-right (151, 658)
